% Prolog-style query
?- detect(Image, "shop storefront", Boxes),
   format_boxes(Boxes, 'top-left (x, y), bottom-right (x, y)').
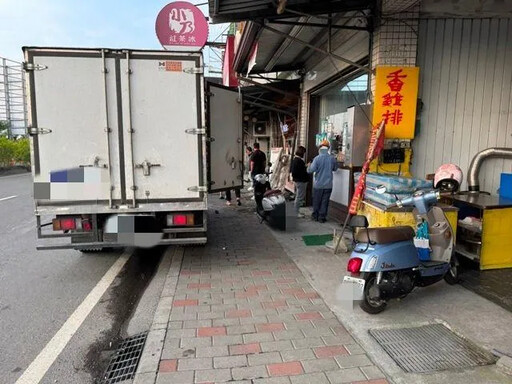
top-left (307, 73), bottom-right (369, 219)
top-left (212, 0), bottom-right (512, 271)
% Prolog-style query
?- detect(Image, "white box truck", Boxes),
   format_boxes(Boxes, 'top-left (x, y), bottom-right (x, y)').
top-left (23, 47), bottom-right (243, 250)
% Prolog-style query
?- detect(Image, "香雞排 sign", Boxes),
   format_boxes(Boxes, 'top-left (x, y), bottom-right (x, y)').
top-left (372, 66), bottom-right (419, 139)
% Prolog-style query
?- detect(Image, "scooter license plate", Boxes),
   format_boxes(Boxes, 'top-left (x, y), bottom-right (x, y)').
top-left (342, 276), bottom-right (365, 301)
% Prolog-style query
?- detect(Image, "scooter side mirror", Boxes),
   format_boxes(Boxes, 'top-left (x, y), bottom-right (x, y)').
top-left (349, 215), bottom-right (369, 228)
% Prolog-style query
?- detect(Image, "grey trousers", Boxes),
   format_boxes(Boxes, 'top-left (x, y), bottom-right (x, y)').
top-left (294, 182), bottom-right (308, 214)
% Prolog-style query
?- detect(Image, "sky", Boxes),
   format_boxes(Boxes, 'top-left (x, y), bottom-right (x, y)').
top-left (0, 0), bottom-right (227, 73)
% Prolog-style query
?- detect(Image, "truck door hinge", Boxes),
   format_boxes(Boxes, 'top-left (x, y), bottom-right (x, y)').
top-left (23, 63), bottom-right (48, 71)
top-left (187, 186), bottom-right (208, 193)
top-left (185, 128), bottom-right (206, 135)
top-left (183, 67), bottom-right (204, 75)
top-left (28, 127), bottom-right (52, 135)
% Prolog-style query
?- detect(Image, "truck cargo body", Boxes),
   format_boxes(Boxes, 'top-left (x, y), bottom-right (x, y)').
top-left (24, 47), bottom-right (243, 250)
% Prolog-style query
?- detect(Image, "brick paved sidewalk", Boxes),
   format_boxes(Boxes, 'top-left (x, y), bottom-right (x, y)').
top-left (136, 200), bottom-right (388, 384)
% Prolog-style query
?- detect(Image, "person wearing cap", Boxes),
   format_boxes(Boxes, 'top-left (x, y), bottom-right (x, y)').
top-left (307, 139), bottom-right (338, 222)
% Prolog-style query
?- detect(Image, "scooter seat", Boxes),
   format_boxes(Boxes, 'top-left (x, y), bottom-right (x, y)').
top-left (355, 226), bottom-right (415, 244)
top-left (264, 189), bottom-right (282, 198)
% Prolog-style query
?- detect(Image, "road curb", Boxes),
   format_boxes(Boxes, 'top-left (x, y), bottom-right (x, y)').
top-left (133, 247), bottom-right (183, 384)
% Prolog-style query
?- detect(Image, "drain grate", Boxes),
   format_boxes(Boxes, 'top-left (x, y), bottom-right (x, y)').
top-left (102, 332), bottom-right (148, 384)
top-left (369, 323), bottom-right (497, 373)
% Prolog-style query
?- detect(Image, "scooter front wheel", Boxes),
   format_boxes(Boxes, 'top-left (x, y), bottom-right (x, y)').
top-left (360, 273), bottom-right (387, 314)
top-left (444, 254), bottom-right (461, 285)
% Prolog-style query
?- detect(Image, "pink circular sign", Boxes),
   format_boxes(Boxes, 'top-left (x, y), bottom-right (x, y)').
top-left (155, 1), bottom-right (209, 51)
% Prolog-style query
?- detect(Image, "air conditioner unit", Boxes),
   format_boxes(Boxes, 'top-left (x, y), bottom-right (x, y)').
top-left (253, 124), bottom-right (268, 137)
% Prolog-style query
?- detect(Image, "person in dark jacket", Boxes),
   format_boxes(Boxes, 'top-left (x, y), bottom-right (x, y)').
top-left (250, 142), bottom-right (266, 186)
top-left (290, 146), bottom-right (309, 218)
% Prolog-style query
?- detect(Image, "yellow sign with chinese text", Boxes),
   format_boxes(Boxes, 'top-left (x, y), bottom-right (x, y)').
top-left (372, 66), bottom-right (419, 139)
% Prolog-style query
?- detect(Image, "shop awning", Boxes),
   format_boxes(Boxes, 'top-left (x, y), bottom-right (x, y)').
top-left (209, 0), bottom-right (373, 23)
top-left (225, 3), bottom-right (374, 76)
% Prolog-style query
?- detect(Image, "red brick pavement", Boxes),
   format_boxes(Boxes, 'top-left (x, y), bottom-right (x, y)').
top-left (156, 203), bottom-right (388, 384)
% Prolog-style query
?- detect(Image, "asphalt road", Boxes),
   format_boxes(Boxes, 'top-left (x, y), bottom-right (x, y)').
top-left (0, 173), bottom-right (162, 384)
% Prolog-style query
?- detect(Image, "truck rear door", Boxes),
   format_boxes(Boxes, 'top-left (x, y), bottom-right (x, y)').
top-left (120, 52), bottom-right (204, 205)
top-left (206, 82), bottom-right (243, 192)
top-left (26, 49), bottom-right (121, 204)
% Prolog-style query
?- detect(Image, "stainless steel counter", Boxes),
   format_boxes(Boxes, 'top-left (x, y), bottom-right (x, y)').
top-left (452, 193), bottom-right (512, 209)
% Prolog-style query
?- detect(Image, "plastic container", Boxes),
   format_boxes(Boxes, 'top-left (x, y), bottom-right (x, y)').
top-left (417, 247), bottom-right (431, 262)
top-left (500, 173), bottom-right (512, 199)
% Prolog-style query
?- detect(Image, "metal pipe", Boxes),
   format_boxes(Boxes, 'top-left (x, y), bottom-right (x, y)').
top-left (244, 100), bottom-right (296, 118)
top-left (125, 51), bottom-right (137, 208)
top-left (266, 20), bottom-right (369, 32)
top-left (237, 75), bottom-right (299, 99)
top-left (467, 147), bottom-right (512, 192)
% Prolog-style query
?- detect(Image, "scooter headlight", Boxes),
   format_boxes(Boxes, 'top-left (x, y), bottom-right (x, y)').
top-left (368, 256), bottom-right (378, 270)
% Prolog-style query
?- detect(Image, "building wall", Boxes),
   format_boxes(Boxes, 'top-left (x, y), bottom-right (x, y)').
top-left (421, 0), bottom-right (512, 18)
top-left (370, 1), bottom-right (420, 95)
top-left (413, 17), bottom-right (512, 193)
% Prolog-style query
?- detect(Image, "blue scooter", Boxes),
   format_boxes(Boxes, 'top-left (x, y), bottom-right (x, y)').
top-left (343, 189), bottom-right (460, 314)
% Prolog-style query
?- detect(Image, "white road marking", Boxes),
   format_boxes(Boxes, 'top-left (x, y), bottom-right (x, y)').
top-left (16, 252), bottom-right (132, 384)
top-left (0, 195), bottom-right (17, 202)
top-left (0, 172), bottom-right (31, 179)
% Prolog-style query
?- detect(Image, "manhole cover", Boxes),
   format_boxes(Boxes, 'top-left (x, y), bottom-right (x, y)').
top-left (369, 323), bottom-right (497, 373)
top-left (102, 332), bottom-right (148, 384)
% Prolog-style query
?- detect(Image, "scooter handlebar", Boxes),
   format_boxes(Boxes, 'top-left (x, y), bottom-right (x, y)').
top-left (395, 190), bottom-right (440, 211)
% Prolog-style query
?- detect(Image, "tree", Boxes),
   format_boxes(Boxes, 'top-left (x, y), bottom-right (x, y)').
top-left (0, 121), bottom-right (9, 137)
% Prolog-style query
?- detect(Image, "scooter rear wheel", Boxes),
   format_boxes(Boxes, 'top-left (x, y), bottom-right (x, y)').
top-left (360, 273), bottom-right (387, 314)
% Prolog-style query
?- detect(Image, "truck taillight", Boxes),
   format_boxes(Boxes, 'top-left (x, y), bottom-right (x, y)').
top-left (52, 217), bottom-right (92, 231)
top-left (167, 214), bottom-right (195, 226)
top-left (347, 257), bottom-right (363, 273)
top-left (173, 215), bottom-right (187, 225)
top-left (53, 218), bottom-right (76, 231)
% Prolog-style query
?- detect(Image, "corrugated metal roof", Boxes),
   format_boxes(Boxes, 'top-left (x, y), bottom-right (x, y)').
top-left (234, 12), bottom-right (371, 75)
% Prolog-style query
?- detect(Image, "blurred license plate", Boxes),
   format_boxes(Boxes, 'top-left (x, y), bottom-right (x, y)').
top-left (342, 276), bottom-right (365, 300)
